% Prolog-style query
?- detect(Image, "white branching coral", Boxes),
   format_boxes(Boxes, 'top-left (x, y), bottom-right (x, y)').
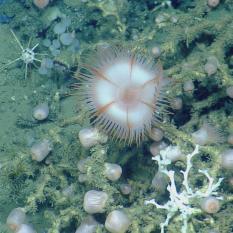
top-left (145, 145), bottom-right (223, 233)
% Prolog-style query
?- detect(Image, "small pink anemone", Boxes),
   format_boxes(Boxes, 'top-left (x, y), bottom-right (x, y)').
top-left (76, 46), bottom-right (167, 144)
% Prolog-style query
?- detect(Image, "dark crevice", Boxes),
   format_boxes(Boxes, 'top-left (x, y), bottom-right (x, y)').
top-left (178, 33), bottom-right (215, 59)
top-left (225, 46), bottom-right (233, 69)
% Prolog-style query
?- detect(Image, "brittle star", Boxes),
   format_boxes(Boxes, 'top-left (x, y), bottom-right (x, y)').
top-left (0, 30), bottom-right (45, 79)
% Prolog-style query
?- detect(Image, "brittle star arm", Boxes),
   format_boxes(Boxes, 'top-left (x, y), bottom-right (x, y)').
top-left (0, 57), bottom-right (21, 71)
top-left (10, 29), bottom-right (24, 51)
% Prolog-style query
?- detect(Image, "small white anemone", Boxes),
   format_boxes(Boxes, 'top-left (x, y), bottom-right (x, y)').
top-left (78, 127), bottom-right (108, 148)
top-left (16, 224), bottom-right (36, 233)
top-left (200, 196), bottom-right (221, 214)
top-left (6, 208), bottom-right (26, 231)
top-left (104, 163), bottom-right (122, 181)
top-left (192, 122), bottom-right (224, 146)
top-left (221, 149), bottom-right (233, 170)
top-left (83, 190), bottom-right (108, 214)
top-left (33, 103), bottom-right (49, 121)
top-left (163, 145), bottom-right (185, 162)
top-left (75, 216), bottom-right (99, 233)
top-left (31, 139), bottom-right (52, 162)
top-left (105, 210), bottom-right (130, 233)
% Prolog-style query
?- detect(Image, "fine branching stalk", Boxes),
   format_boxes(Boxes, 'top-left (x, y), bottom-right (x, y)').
top-left (145, 145), bottom-right (223, 233)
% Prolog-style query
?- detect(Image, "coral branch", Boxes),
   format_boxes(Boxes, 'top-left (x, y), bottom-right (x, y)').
top-left (145, 145), bottom-right (223, 233)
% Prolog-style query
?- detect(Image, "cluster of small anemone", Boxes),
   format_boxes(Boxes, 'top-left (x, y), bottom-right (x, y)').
top-left (39, 17), bottom-right (79, 75)
top-left (4, 12), bottom-right (230, 231)
top-left (6, 106), bottom-right (133, 232)
top-left (2, 0), bottom-right (231, 232)
top-left (76, 127), bottom-right (131, 233)
top-left (29, 102), bottom-right (53, 162)
top-left (149, 122), bottom-right (233, 171)
top-left (50, 17), bottom-right (79, 52)
top-left (74, 44), bottom-right (233, 231)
